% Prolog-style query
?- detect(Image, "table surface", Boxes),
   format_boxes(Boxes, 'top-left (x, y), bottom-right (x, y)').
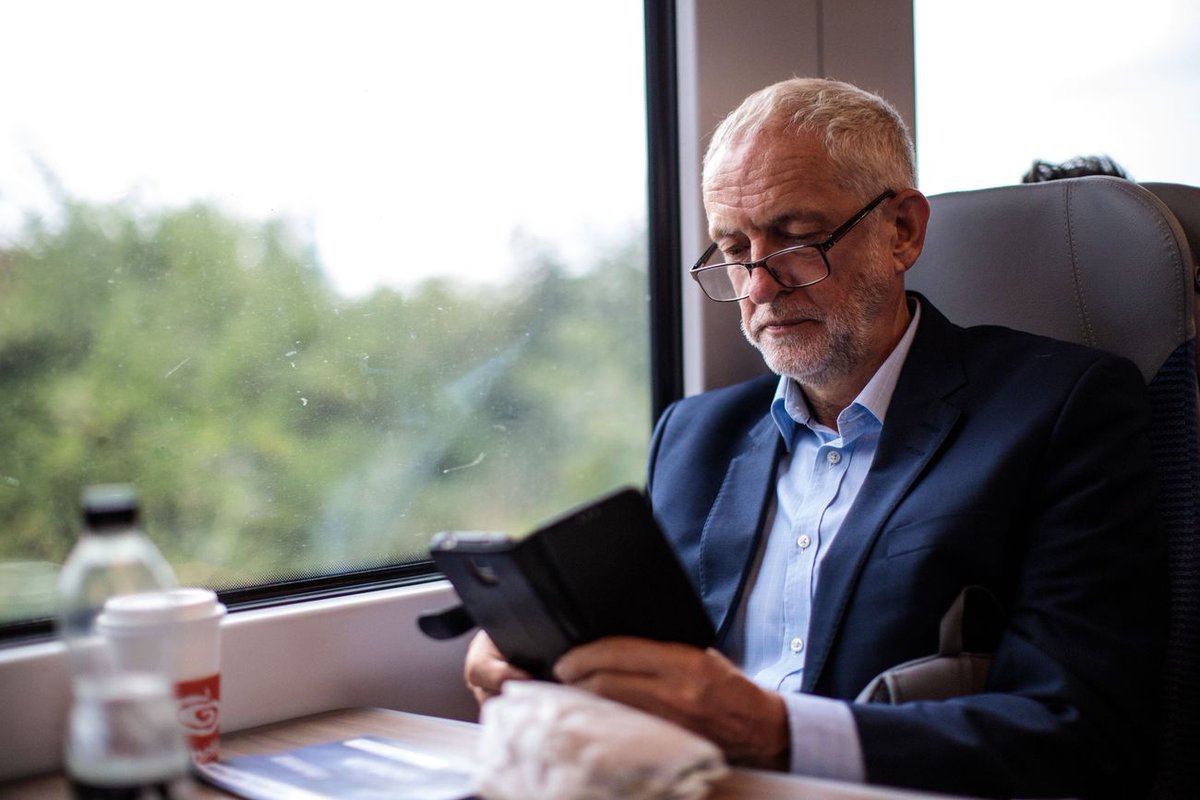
top-left (0, 707), bottom-right (975, 800)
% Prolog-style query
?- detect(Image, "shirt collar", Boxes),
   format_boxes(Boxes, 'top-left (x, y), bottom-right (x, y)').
top-left (771, 297), bottom-right (922, 447)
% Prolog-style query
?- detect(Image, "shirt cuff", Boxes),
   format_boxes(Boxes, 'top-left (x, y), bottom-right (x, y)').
top-left (780, 692), bottom-right (866, 782)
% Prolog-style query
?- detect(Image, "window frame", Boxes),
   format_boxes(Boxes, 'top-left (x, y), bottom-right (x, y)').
top-left (0, 0), bottom-right (683, 646)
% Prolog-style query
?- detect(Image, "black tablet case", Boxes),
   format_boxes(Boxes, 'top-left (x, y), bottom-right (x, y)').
top-left (419, 487), bottom-right (715, 680)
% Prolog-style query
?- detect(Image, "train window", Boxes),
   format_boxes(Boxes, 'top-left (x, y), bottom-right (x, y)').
top-left (0, 1), bottom-right (653, 632)
top-left (914, 0), bottom-right (1200, 194)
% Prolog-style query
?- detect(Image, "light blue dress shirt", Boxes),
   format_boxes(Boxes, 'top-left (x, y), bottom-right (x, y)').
top-left (723, 300), bottom-right (921, 781)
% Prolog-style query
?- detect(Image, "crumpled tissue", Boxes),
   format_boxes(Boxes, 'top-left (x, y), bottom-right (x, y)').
top-left (473, 681), bottom-right (729, 800)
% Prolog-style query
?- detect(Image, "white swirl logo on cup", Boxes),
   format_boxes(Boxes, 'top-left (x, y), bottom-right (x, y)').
top-left (178, 687), bottom-right (219, 736)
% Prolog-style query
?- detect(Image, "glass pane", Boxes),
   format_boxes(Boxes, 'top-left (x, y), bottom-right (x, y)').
top-left (914, 0), bottom-right (1200, 194)
top-left (0, 1), bottom-right (651, 625)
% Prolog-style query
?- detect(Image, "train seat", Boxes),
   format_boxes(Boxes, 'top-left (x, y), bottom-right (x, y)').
top-left (907, 175), bottom-right (1200, 800)
top-left (1144, 182), bottom-right (1200, 373)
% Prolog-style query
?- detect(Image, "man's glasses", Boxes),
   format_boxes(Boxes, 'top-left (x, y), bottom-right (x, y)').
top-left (689, 190), bottom-right (895, 302)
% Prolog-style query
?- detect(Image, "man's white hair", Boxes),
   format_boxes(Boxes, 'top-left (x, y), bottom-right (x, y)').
top-left (702, 77), bottom-right (916, 201)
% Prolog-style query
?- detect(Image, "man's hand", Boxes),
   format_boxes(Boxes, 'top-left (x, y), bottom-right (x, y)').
top-left (464, 631), bottom-right (532, 705)
top-left (553, 636), bottom-right (790, 770)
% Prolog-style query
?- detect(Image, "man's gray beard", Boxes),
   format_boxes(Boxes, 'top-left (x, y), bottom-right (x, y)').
top-left (741, 318), bottom-right (864, 387)
top-left (741, 268), bottom-right (893, 388)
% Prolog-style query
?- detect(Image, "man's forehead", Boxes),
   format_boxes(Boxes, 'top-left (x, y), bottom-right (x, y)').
top-left (708, 207), bottom-right (831, 241)
top-left (709, 128), bottom-right (825, 177)
top-left (704, 161), bottom-right (844, 239)
top-left (704, 129), bottom-right (843, 214)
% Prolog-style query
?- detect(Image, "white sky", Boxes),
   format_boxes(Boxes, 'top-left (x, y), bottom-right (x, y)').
top-left (4, 1), bottom-right (1198, 297)
top-left (914, 0), bottom-right (1200, 194)
top-left (0, 0), bottom-right (647, 296)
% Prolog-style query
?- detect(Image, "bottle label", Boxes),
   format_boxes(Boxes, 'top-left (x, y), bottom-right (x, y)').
top-left (174, 674), bottom-right (220, 764)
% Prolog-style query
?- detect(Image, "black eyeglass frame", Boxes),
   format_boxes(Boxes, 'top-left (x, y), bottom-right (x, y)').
top-left (689, 190), bottom-right (896, 302)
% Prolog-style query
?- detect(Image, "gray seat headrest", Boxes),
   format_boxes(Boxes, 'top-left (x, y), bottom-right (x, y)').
top-left (908, 176), bottom-right (1194, 383)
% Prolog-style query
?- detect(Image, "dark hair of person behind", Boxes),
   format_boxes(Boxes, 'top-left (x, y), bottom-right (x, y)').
top-left (1021, 155), bottom-right (1130, 183)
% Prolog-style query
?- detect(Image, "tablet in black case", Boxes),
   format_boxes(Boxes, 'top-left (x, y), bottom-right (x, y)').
top-left (419, 487), bottom-right (716, 680)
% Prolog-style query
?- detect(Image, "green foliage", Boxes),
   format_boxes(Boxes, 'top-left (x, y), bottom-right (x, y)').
top-left (0, 197), bottom-right (650, 621)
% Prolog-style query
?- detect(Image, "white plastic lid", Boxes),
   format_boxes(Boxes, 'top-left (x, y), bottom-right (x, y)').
top-left (165, 588), bottom-right (226, 623)
top-left (99, 588), bottom-right (225, 629)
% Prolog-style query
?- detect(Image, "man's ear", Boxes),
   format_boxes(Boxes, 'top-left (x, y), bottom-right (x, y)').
top-left (890, 189), bottom-right (930, 275)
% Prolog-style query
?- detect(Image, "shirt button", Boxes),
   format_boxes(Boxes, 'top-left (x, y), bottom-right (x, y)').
top-left (826, 450), bottom-right (841, 464)
top-left (790, 637), bottom-right (805, 653)
top-left (797, 534), bottom-right (811, 549)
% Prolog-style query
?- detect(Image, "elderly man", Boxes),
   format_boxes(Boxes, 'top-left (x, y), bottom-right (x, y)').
top-left (466, 78), bottom-right (1164, 799)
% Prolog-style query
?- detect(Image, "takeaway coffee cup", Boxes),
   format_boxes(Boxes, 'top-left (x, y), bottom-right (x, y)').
top-left (99, 587), bottom-right (227, 764)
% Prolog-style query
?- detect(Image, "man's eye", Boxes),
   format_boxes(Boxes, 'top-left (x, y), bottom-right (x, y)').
top-left (785, 231), bottom-right (823, 245)
top-left (721, 246), bottom-right (748, 261)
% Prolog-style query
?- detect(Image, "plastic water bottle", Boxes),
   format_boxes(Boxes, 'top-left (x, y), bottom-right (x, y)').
top-left (57, 484), bottom-right (193, 799)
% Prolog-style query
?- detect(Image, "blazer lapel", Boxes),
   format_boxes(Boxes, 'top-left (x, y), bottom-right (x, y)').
top-left (698, 412), bottom-right (782, 635)
top-left (801, 297), bottom-right (967, 692)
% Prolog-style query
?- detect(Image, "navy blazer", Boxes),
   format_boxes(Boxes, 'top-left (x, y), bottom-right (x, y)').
top-left (646, 296), bottom-right (1165, 799)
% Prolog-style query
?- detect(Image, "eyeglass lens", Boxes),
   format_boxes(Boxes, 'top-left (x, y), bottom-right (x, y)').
top-left (719, 247), bottom-right (827, 299)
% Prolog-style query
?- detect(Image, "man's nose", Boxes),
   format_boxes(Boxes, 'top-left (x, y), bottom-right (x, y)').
top-left (743, 260), bottom-right (787, 305)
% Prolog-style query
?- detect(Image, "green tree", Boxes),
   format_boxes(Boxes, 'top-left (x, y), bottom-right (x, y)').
top-left (0, 195), bottom-right (650, 623)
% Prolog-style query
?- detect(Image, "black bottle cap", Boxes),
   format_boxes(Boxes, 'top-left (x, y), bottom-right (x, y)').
top-left (81, 484), bottom-right (140, 530)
